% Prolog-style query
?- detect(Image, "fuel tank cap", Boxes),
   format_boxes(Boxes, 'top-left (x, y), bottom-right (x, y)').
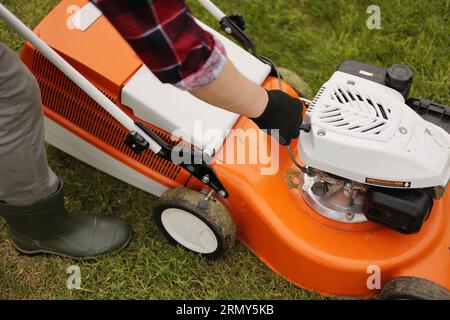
top-left (386, 64), bottom-right (414, 98)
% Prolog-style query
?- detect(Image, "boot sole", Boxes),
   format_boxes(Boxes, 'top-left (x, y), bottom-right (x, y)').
top-left (9, 231), bottom-right (133, 260)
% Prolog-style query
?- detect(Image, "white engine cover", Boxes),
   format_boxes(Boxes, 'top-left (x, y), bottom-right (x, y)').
top-left (299, 71), bottom-right (450, 189)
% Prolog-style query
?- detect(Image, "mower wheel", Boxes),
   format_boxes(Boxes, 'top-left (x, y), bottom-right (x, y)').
top-left (379, 277), bottom-right (450, 300)
top-left (154, 188), bottom-right (236, 260)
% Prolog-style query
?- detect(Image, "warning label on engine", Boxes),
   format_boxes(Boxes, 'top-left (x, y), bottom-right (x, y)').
top-left (365, 178), bottom-right (411, 188)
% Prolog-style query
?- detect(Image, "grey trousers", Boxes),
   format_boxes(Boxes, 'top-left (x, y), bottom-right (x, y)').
top-left (0, 42), bottom-right (59, 205)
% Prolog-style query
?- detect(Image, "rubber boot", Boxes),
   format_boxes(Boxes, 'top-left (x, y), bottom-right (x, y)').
top-left (0, 181), bottom-right (132, 259)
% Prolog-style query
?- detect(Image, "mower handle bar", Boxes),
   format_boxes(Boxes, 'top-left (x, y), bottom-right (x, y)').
top-left (196, 0), bottom-right (226, 21)
top-left (0, 3), bottom-right (163, 154)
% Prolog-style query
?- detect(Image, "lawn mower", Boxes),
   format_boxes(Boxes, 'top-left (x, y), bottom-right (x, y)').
top-left (1, 0), bottom-right (449, 299)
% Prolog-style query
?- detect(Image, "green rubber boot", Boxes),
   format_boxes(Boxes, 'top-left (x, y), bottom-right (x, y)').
top-left (0, 181), bottom-right (132, 259)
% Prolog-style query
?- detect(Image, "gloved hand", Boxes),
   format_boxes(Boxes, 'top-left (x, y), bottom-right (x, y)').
top-left (188, 60), bottom-right (303, 144)
top-left (251, 90), bottom-right (303, 146)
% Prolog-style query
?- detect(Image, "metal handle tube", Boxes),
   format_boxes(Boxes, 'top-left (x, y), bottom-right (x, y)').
top-left (0, 3), bottom-right (162, 153)
top-left (196, 0), bottom-right (226, 21)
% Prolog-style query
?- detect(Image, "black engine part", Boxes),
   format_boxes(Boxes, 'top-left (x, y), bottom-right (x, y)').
top-left (337, 60), bottom-right (386, 85)
top-left (363, 187), bottom-right (433, 234)
top-left (385, 64), bottom-right (414, 98)
top-left (406, 97), bottom-right (450, 134)
top-left (337, 60), bottom-right (413, 99)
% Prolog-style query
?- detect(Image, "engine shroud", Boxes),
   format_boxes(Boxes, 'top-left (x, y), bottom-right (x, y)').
top-left (298, 71), bottom-right (450, 191)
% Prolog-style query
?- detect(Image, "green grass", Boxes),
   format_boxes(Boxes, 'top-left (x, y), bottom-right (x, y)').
top-left (0, 0), bottom-right (448, 300)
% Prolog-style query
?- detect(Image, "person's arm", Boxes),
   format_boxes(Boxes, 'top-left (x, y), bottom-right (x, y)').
top-left (190, 59), bottom-right (268, 118)
top-left (90, 0), bottom-right (228, 90)
top-left (91, 0), bottom-right (302, 145)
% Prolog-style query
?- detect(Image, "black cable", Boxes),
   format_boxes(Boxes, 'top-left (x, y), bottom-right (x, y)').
top-left (288, 144), bottom-right (307, 173)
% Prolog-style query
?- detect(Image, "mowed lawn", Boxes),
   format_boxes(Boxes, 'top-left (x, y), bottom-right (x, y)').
top-left (0, 0), bottom-right (448, 299)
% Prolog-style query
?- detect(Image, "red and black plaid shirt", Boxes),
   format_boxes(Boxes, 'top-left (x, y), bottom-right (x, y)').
top-left (91, 0), bottom-right (227, 90)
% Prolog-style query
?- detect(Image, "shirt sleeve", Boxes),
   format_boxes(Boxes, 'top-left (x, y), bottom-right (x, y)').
top-left (90, 0), bottom-right (227, 90)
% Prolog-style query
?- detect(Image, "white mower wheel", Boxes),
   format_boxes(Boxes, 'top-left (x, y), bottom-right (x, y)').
top-left (154, 188), bottom-right (236, 260)
top-left (161, 208), bottom-right (219, 254)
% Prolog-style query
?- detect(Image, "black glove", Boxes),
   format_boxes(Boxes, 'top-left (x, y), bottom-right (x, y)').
top-left (251, 90), bottom-right (303, 146)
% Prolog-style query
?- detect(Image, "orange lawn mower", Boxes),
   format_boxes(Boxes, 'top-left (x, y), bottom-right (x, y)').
top-left (1, 0), bottom-right (449, 299)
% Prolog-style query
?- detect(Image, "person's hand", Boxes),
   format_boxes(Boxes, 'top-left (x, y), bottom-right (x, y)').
top-left (251, 90), bottom-right (303, 146)
top-left (189, 60), bottom-right (302, 146)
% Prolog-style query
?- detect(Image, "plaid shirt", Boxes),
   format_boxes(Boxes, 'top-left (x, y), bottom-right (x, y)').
top-left (91, 0), bottom-right (227, 90)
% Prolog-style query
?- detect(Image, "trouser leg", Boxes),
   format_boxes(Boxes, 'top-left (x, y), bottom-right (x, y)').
top-left (0, 42), bottom-right (59, 205)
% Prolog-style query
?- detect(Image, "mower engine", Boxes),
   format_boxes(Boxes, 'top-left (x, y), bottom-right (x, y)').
top-left (298, 61), bottom-right (450, 234)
